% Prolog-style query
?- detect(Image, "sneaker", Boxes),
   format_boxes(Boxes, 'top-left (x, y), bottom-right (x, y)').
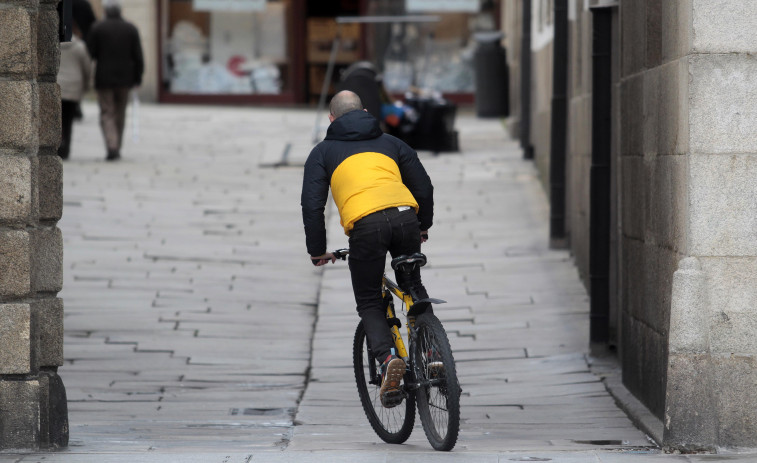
top-left (379, 354), bottom-right (406, 408)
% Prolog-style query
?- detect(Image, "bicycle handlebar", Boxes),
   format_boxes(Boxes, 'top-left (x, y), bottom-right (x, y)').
top-left (332, 248), bottom-right (350, 260)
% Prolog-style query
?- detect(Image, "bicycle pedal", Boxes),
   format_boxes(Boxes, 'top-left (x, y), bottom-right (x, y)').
top-left (381, 389), bottom-right (405, 408)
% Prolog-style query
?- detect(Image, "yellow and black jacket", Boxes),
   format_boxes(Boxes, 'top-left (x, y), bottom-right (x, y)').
top-left (301, 110), bottom-right (434, 256)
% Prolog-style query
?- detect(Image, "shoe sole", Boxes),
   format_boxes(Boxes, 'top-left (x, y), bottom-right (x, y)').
top-left (380, 358), bottom-right (406, 408)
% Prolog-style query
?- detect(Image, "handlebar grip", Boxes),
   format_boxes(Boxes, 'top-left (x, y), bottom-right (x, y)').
top-left (332, 248), bottom-right (350, 260)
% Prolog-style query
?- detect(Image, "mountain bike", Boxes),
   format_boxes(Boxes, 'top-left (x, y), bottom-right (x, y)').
top-left (331, 249), bottom-right (460, 451)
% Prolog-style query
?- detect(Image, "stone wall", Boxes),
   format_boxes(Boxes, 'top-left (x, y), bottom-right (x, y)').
top-left (618, 0), bottom-right (687, 423)
top-left (663, 0), bottom-right (757, 451)
top-left (0, 0), bottom-right (67, 449)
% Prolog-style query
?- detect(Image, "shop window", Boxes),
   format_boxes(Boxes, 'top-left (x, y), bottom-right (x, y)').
top-left (361, 0), bottom-right (499, 94)
top-left (161, 0), bottom-right (292, 95)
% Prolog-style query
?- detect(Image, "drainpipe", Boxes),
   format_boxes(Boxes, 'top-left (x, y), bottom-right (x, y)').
top-left (549, 0), bottom-right (568, 248)
top-left (520, 0), bottom-right (534, 159)
top-left (589, 5), bottom-right (612, 344)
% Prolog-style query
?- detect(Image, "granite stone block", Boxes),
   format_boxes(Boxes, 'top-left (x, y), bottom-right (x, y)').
top-left (692, 0), bottom-right (757, 53)
top-left (0, 81), bottom-right (35, 150)
top-left (0, 304), bottom-right (33, 374)
top-left (0, 155), bottom-right (32, 222)
top-left (622, 311), bottom-right (667, 420)
top-left (0, 379), bottom-right (41, 450)
top-left (620, 73), bottom-right (643, 157)
top-left (642, 67), bottom-right (660, 156)
top-left (689, 154), bottom-right (757, 256)
top-left (663, 353), bottom-right (717, 452)
top-left (620, 0), bottom-right (646, 78)
top-left (710, 354), bottom-right (757, 449)
top-left (37, 154), bottom-right (62, 221)
top-left (620, 156), bottom-right (644, 240)
top-left (31, 226), bottom-right (63, 293)
top-left (0, 230), bottom-right (31, 297)
top-left (37, 82), bottom-right (60, 150)
top-left (661, 0), bottom-right (692, 61)
top-left (645, 0), bottom-right (662, 68)
top-left (0, 8), bottom-right (34, 77)
top-left (668, 257), bottom-right (709, 354)
top-left (642, 243), bottom-right (677, 333)
top-left (38, 371), bottom-right (68, 448)
top-left (621, 237), bottom-right (644, 321)
top-left (645, 154), bottom-right (687, 251)
top-left (701, 257), bottom-right (757, 354)
top-left (689, 54), bottom-right (757, 154)
top-left (36, 6), bottom-right (59, 78)
top-left (657, 59), bottom-right (689, 156)
top-left (32, 298), bottom-right (64, 367)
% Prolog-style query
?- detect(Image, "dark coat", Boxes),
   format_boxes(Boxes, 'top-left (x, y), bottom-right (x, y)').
top-left (87, 13), bottom-right (144, 89)
top-left (301, 110), bottom-right (434, 256)
top-left (72, 0), bottom-right (96, 40)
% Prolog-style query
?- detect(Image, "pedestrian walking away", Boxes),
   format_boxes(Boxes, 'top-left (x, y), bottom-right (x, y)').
top-left (57, 35), bottom-right (91, 160)
top-left (87, 0), bottom-right (143, 161)
top-left (301, 90), bottom-right (435, 408)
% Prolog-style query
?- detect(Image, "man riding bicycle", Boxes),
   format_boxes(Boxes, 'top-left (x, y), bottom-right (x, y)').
top-left (301, 90), bottom-right (434, 408)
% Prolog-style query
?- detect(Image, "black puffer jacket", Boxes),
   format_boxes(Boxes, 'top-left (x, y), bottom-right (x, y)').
top-left (301, 110), bottom-right (434, 256)
top-left (87, 12), bottom-right (143, 89)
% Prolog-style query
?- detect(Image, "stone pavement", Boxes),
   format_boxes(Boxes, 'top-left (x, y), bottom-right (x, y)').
top-left (2, 102), bottom-right (754, 462)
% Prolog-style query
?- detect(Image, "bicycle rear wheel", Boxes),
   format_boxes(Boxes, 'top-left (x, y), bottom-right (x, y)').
top-left (413, 313), bottom-right (460, 451)
top-left (353, 321), bottom-right (415, 444)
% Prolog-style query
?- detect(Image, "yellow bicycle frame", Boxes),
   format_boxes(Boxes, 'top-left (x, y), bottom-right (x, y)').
top-left (382, 275), bottom-right (414, 360)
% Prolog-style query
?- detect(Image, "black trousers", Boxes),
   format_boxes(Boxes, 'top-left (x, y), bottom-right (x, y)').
top-left (348, 207), bottom-right (431, 361)
top-left (59, 100), bottom-right (78, 159)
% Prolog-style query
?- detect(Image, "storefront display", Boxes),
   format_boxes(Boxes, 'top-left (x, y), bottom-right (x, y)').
top-left (155, 0), bottom-right (498, 104)
top-left (361, 0), bottom-right (499, 97)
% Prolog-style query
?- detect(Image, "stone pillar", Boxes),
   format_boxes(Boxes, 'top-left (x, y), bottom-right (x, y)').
top-left (664, 0), bottom-right (757, 452)
top-left (0, 0), bottom-right (68, 450)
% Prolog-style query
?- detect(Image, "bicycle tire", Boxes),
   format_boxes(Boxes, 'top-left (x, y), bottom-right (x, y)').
top-left (413, 313), bottom-right (460, 451)
top-left (353, 321), bottom-right (415, 444)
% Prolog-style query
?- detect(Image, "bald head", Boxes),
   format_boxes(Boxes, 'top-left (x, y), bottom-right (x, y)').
top-left (329, 91), bottom-right (363, 120)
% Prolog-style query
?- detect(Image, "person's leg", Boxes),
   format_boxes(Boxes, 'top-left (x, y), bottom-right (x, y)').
top-left (388, 208), bottom-right (432, 317)
top-left (96, 89), bottom-right (120, 158)
top-left (113, 87), bottom-right (130, 150)
top-left (59, 100), bottom-right (76, 159)
top-left (348, 212), bottom-right (394, 361)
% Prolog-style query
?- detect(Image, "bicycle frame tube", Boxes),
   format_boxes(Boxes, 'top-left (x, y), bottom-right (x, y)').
top-left (382, 275), bottom-right (413, 359)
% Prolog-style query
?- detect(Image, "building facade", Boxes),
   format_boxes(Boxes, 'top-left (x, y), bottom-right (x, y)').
top-left (502, 0), bottom-right (757, 452)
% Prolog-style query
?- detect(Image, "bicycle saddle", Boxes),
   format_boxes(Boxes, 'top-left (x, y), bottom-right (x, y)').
top-left (391, 253), bottom-right (427, 272)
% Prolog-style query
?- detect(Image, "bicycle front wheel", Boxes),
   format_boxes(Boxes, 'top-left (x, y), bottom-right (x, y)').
top-left (413, 313), bottom-right (460, 451)
top-left (353, 321), bottom-right (415, 444)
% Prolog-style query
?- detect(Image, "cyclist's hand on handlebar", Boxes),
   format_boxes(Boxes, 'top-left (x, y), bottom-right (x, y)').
top-left (310, 253), bottom-right (337, 266)
top-left (420, 230), bottom-right (429, 243)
